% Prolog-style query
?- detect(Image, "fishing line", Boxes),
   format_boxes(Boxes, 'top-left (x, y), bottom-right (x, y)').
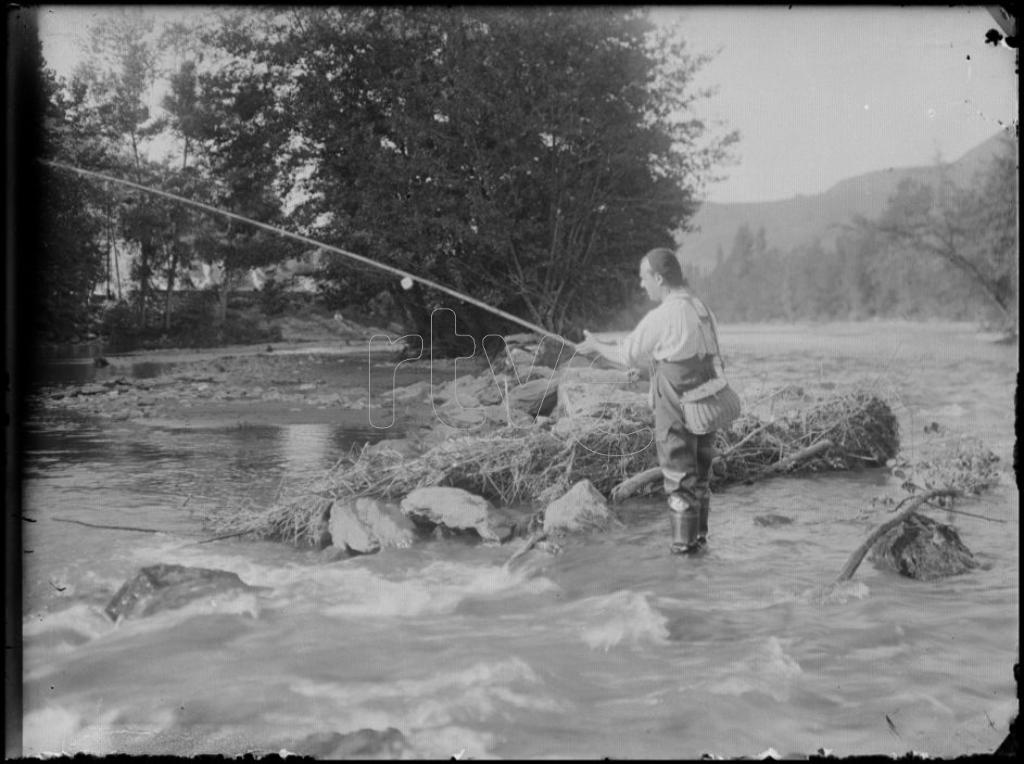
top-left (52, 516), bottom-right (258, 545)
top-left (41, 158), bottom-right (579, 351)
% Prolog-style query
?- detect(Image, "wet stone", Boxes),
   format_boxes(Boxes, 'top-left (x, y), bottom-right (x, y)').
top-left (105, 563), bottom-right (264, 621)
top-left (400, 486), bottom-right (506, 542)
top-left (543, 479), bottom-right (618, 535)
top-left (329, 497), bottom-right (416, 554)
top-left (869, 514), bottom-right (978, 581)
top-left (319, 546), bottom-right (349, 563)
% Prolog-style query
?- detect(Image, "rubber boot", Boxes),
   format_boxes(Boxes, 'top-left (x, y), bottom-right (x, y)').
top-left (668, 494), bottom-right (700, 553)
top-left (697, 494), bottom-right (710, 547)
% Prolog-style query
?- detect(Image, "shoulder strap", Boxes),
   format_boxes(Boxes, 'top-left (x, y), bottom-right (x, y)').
top-left (683, 294), bottom-right (727, 372)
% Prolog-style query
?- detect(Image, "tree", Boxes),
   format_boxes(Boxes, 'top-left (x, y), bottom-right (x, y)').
top-left (204, 7), bottom-right (737, 341)
top-left (187, 16), bottom-right (301, 324)
top-left (36, 65), bottom-right (108, 338)
top-left (862, 138), bottom-right (1017, 328)
top-left (75, 10), bottom-right (167, 326)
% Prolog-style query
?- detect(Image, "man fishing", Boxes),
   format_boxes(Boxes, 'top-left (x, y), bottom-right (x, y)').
top-left (576, 248), bottom-right (728, 555)
top-left (44, 162), bottom-right (734, 556)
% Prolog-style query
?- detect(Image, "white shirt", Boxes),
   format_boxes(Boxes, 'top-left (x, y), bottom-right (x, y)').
top-left (620, 291), bottom-right (718, 367)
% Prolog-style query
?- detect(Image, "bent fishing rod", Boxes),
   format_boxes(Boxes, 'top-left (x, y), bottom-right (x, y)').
top-left (41, 159), bottom-right (581, 352)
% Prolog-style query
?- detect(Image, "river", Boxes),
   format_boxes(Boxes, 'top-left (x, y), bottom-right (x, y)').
top-left (17, 321), bottom-right (1019, 758)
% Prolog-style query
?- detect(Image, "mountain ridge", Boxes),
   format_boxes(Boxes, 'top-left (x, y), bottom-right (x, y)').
top-left (677, 130), bottom-right (1015, 272)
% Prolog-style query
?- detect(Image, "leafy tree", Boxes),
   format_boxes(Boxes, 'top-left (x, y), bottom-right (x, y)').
top-left (185, 31), bottom-right (300, 325)
top-left (74, 10), bottom-right (168, 325)
top-left (205, 7), bottom-right (736, 341)
top-left (862, 138), bottom-right (1017, 328)
top-left (35, 65), bottom-right (108, 338)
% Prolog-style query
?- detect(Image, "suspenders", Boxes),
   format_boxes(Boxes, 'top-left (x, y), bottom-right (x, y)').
top-left (680, 293), bottom-right (725, 372)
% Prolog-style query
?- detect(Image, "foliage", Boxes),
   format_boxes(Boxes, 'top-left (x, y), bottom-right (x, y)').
top-left (886, 436), bottom-right (1002, 498)
top-left (35, 65), bottom-right (109, 339)
top-left (868, 143), bottom-right (1017, 322)
top-left (98, 301), bottom-right (139, 351)
top-left (257, 278), bottom-right (290, 316)
top-left (696, 139), bottom-right (1017, 327)
top-left (206, 7), bottom-right (736, 339)
top-left (100, 292), bottom-right (282, 350)
top-left (38, 8), bottom-right (736, 347)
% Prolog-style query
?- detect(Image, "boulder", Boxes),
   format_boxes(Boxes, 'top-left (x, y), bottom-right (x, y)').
top-left (319, 546), bottom-right (349, 563)
top-left (329, 497), bottom-right (416, 554)
top-left (554, 366), bottom-right (648, 421)
top-left (476, 374), bottom-right (508, 405)
top-left (433, 373), bottom-right (496, 406)
top-left (390, 380), bottom-right (432, 403)
top-left (434, 400), bottom-right (486, 427)
top-left (543, 479), bottom-right (618, 534)
top-left (869, 514), bottom-right (978, 580)
top-left (400, 486), bottom-right (509, 542)
top-left (105, 564), bottom-right (263, 622)
top-left (508, 377), bottom-right (560, 417)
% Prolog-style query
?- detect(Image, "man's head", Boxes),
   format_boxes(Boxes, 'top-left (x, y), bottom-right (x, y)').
top-left (639, 248), bottom-right (687, 301)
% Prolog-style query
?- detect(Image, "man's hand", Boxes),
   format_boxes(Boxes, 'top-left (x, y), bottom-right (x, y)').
top-left (575, 329), bottom-right (600, 356)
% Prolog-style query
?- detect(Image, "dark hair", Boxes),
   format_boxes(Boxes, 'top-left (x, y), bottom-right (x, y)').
top-left (643, 248), bottom-right (688, 288)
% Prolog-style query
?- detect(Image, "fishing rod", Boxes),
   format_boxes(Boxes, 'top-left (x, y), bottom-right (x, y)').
top-left (41, 159), bottom-right (580, 352)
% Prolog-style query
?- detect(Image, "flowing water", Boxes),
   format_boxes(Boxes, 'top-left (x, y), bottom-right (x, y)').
top-left (18, 322), bottom-right (1019, 758)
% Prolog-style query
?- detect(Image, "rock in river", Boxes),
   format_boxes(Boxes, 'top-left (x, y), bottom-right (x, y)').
top-left (543, 479), bottom-right (619, 534)
top-left (869, 514), bottom-right (978, 581)
top-left (105, 563), bottom-right (263, 622)
top-left (328, 497), bottom-right (416, 554)
top-left (508, 376), bottom-right (560, 417)
top-left (400, 486), bottom-right (510, 542)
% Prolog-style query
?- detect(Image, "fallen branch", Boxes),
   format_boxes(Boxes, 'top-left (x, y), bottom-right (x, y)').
top-left (768, 439), bottom-right (833, 473)
top-left (610, 467), bottom-right (662, 503)
top-left (718, 418), bottom-right (778, 458)
top-left (609, 439), bottom-right (836, 503)
top-left (834, 488), bottom-right (961, 583)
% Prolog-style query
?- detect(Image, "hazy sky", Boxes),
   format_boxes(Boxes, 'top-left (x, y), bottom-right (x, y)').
top-left (663, 6), bottom-right (1018, 202)
top-left (36, 5), bottom-right (1018, 204)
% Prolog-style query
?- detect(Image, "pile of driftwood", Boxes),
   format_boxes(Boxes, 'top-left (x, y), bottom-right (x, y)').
top-left (210, 384), bottom-right (902, 546)
top-left (612, 389), bottom-right (900, 501)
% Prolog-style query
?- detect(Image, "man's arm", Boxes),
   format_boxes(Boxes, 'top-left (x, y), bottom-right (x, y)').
top-left (575, 330), bottom-right (631, 368)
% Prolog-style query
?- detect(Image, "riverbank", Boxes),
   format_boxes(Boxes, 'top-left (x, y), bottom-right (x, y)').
top-left (28, 345), bottom-right (432, 430)
top-left (27, 320), bottom-right (1016, 442)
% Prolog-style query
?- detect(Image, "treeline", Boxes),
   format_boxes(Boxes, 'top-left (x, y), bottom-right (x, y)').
top-left (21, 7), bottom-right (737, 348)
top-left (696, 144), bottom-right (1017, 328)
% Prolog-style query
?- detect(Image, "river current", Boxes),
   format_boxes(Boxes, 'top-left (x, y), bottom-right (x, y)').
top-left (18, 322), bottom-right (1019, 758)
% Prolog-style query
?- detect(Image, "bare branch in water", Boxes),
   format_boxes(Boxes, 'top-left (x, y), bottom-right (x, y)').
top-left (834, 488), bottom-right (961, 584)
